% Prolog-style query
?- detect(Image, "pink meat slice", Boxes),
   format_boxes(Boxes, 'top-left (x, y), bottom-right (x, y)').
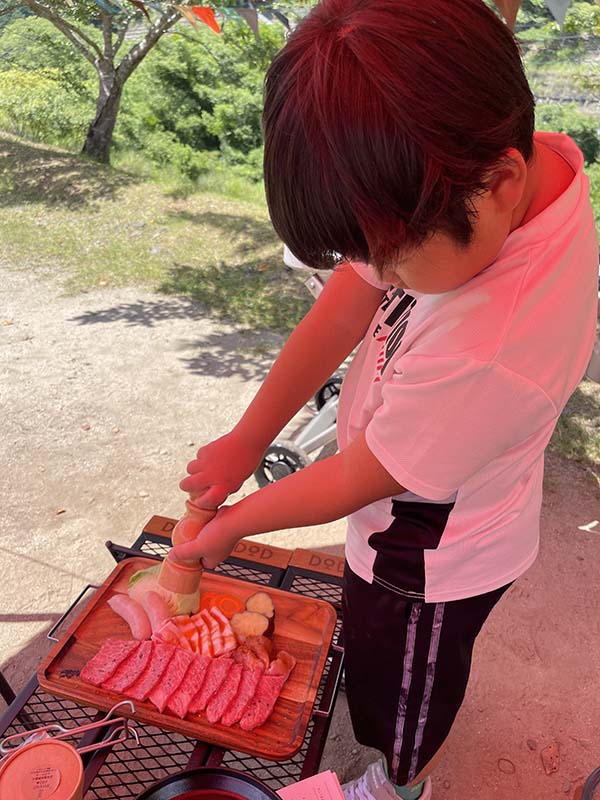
top-left (238, 673), bottom-right (287, 731)
top-left (205, 662), bottom-right (243, 724)
top-left (166, 655), bottom-right (211, 719)
top-left (147, 648), bottom-right (195, 713)
top-left (102, 640), bottom-right (153, 693)
top-left (80, 639), bottom-right (140, 687)
top-left (126, 642), bottom-right (176, 701)
top-left (188, 656), bottom-right (233, 714)
top-left (220, 666), bottom-right (263, 727)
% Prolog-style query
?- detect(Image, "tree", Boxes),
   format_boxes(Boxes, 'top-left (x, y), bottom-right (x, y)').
top-left (4, 1), bottom-right (187, 163)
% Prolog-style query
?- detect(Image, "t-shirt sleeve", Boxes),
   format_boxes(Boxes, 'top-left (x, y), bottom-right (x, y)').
top-left (350, 261), bottom-right (391, 290)
top-left (365, 354), bottom-right (557, 501)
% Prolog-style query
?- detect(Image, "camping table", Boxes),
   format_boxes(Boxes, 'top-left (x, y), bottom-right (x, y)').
top-left (0, 515), bottom-right (345, 798)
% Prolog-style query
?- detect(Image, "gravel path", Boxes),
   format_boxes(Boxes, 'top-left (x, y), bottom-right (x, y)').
top-left (2, 262), bottom-right (600, 799)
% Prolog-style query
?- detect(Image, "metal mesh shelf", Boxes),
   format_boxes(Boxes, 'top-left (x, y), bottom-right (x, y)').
top-left (85, 724), bottom-right (200, 799)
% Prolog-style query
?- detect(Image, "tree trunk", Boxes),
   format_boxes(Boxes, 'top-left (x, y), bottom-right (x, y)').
top-left (81, 67), bottom-right (122, 164)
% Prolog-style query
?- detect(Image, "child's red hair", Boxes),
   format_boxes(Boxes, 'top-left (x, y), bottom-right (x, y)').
top-left (263, 0), bottom-right (535, 273)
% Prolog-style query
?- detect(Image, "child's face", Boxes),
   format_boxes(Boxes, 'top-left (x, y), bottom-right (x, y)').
top-left (380, 212), bottom-right (511, 294)
top-left (381, 147), bottom-right (533, 294)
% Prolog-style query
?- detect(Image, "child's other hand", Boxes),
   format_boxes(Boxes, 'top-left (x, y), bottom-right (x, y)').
top-left (173, 506), bottom-right (235, 568)
top-left (179, 430), bottom-right (264, 508)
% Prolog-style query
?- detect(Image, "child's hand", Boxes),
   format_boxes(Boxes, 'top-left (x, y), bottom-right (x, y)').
top-left (173, 506), bottom-right (236, 568)
top-left (179, 430), bottom-right (264, 508)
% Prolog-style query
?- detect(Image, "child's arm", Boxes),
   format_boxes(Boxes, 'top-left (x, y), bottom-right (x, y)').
top-left (175, 430), bottom-right (405, 566)
top-left (181, 264), bottom-right (385, 507)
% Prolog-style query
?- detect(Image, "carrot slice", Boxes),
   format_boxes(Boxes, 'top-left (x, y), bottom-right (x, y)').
top-left (200, 591), bottom-right (219, 612)
top-left (215, 593), bottom-right (245, 619)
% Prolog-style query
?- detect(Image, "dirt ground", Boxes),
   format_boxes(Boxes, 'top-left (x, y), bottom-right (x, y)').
top-left (1, 262), bottom-right (600, 799)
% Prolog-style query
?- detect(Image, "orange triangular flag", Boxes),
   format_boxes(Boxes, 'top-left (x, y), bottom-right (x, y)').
top-left (492, 0), bottom-right (522, 29)
top-left (191, 6), bottom-right (221, 34)
top-left (175, 4), bottom-right (199, 29)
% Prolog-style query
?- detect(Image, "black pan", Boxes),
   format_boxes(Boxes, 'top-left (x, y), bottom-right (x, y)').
top-left (135, 766), bottom-right (283, 800)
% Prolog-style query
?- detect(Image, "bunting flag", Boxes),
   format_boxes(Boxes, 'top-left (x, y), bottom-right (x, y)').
top-left (492, 0), bottom-right (522, 29)
top-left (93, 0), bottom-right (122, 12)
top-left (175, 4), bottom-right (199, 28)
top-left (126, 0), bottom-right (151, 20)
top-left (192, 6), bottom-right (222, 33)
top-left (544, 0), bottom-right (572, 30)
top-left (236, 6), bottom-right (260, 39)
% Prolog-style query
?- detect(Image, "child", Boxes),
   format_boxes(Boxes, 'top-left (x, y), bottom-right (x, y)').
top-left (174, 1), bottom-right (599, 797)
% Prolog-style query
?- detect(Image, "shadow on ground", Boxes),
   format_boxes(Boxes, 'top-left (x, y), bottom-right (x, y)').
top-left (0, 135), bottom-right (136, 209)
top-left (178, 329), bottom-right (283, 381)
top-left (166, 209), bottom-right (278, 250)
top-left (70, 298), bottom-right (208, 329)
top-left (69, 261), bottom-right (311, 337)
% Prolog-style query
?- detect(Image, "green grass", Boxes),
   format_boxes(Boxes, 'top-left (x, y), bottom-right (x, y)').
top-left (0, 133), bottom-right (310, 333)
top-left (549, 377), bottom-right (600, 486)
top-left (1, 131), bottom-right (599, 475)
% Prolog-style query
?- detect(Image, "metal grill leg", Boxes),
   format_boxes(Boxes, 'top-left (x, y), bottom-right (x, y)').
top-left (0, 671), bottom-right (16, 706)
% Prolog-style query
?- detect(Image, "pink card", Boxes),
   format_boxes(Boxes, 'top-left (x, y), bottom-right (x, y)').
top-left (277, 770), bottom-right (345, 800)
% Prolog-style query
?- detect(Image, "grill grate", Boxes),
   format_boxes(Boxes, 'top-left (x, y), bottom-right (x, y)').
top-left (85, 724), bottom-right (196, 798)
top-left (1, 687), bottom-right (99, 741)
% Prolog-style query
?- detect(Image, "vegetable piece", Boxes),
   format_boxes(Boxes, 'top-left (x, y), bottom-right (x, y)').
top-left (215, 593), bottom-right (245, 619)
top-left (245, 592), bottom-right (275, 637)
top-left (199, 591), bottom-right (219, 612)
top-left (229, 610), bottom-right (269, 641)
top-left (128, 564), bottom-right (200, 616)
top-left (107, 595), bottom-right (152, 640)
top-left (200, 592), bottom-right (244, 618)
top-left (142, 591), bottom-right (173, 634)
top-left (245, 592), bottom-right (274, 619)
top-left (210, 607), bottom-right (238, 653)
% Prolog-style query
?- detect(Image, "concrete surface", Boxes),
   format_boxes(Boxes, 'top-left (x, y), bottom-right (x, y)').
top-left (1, 263), bottom-right (599, 799)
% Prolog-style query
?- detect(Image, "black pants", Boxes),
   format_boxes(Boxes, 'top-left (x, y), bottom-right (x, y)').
top-left (342, 564), bottom-right (512, 785)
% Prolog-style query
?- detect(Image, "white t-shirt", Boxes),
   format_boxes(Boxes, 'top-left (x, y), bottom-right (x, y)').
top-left (338, 131), bottom-right (599, 603)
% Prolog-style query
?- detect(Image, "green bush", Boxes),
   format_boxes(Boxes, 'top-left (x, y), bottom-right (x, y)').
top-left (0, 68), bottom-right (90, 147)
top-left (584, 162), bottom-right (600, 228)
top-left (536, 103), bottom-right (600, 164)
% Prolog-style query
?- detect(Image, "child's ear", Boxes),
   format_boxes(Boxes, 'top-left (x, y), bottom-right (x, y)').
top-left (485, 147), bottom-right (528, 213)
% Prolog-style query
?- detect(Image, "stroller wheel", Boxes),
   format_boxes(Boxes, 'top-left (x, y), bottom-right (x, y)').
top-left (314, 375), bottom-right (343, 410)
top-left (254, 441), bottom-right (311, 487)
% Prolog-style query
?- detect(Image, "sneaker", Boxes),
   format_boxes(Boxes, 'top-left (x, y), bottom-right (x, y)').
top-left (341, 758), bottom-right (433, 800)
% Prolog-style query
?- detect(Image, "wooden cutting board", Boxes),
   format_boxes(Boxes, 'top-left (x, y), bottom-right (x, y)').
top-left (38, 557), bottom-right (337, 761)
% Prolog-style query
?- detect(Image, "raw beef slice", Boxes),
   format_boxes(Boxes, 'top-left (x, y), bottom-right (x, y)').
top-left (102, 640), bottom-right (153, 693)
top-left (167, 655), bottom-right (211, 718)
top-left (239, 674), bottom-right (286, 731)
top-left (148, 648), bottom-right (195, 713)
top-left (206, 662), bottom-right (243, 724)
top-left (126, 643), bottom-right (176, 702)
top-left (188, 656), bottom-right (233, 714)
top-left (220, 666), bottom-right (263, 727)
top-left (80, 639), bottom-right (140, 686)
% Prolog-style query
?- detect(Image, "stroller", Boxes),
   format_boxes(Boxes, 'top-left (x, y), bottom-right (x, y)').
top-left (253, 246), bottom-right (342, 487)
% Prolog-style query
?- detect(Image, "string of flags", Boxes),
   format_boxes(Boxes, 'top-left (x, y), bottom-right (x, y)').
top-left (82, 0), bottom-right (293, 39)
top-left (83, 0), bottom-right (593, 39)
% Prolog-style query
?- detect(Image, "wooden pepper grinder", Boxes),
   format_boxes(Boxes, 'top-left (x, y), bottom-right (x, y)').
top-left (158, 500), bottom-right (216, 595)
